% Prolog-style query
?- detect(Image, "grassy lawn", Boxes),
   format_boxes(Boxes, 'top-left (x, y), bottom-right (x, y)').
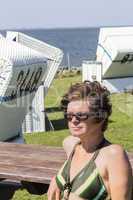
top-left (12, 72), bottom-right (133, 199)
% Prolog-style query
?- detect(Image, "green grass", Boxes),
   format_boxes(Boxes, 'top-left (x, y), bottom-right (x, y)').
top-left (12, 190), bottom-right (47, 200)
top-left (12, 73), bottom-right (133, 199)
top-left (45, 73), bottom-right (82, 107)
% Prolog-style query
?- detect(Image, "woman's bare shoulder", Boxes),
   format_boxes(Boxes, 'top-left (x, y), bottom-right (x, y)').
top-left (103, 143), bottom-right (127, 156)
top-left (63, 136), bottom-right (80, 158)
top-left (101, 143), bottom-right (131, 168)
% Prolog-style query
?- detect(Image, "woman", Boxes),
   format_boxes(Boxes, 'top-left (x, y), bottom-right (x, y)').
top-left (47, 81), bottom-right (132, 200)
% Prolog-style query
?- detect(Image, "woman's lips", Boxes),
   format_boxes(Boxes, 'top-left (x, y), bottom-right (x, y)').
top-left (71, 127), bottom-right (82, 130)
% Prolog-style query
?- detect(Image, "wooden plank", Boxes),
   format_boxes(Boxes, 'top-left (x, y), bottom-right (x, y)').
top-left (0, 142), bottom-right (66, 162)
top-left (0, 142), bottom-right (66, 184)
top-left (0, 163), bottom-right (58, 184)
top-left (0, 142), bottom-right (65, 155)
top-left (0, 155), bottom-right (64, 169)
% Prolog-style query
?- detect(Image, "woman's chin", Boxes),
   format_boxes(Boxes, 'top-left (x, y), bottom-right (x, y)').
top-left (71, 130), bottom-right (84, 137)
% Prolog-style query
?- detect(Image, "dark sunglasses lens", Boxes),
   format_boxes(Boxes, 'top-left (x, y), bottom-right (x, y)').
top-left (76, 113), bottom-right (89, 120)
top-left (64, 112), bottom-right (91, 121)
top-left (64, 113), bottom-right (72, 121)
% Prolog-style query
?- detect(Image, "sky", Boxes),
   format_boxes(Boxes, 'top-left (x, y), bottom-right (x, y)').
top-left (1, 0), bottom-right (133, 29)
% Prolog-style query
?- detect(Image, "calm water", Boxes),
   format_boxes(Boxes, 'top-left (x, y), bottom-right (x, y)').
top-left (1, 28), bottom-right (99, 67)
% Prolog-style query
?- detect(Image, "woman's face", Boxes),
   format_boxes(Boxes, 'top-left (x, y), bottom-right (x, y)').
top-left (66, 100), bottom-right (101, 139)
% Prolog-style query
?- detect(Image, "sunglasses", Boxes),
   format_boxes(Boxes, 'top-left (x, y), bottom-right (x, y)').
top-left (64, 112), bottom-right (94, 122)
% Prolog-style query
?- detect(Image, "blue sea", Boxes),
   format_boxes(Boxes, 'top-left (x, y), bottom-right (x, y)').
top-left (1, 28), bottom-right (99, 67)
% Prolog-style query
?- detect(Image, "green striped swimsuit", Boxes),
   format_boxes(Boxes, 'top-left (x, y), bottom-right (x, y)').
top-left (56, 148), bottom-right (110, 200)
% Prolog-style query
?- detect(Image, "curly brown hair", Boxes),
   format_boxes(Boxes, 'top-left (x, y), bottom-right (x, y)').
top-left (60, 81), bottom-right (112, 132)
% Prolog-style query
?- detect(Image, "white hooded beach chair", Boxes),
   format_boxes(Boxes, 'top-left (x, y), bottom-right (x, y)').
top-left (0, 31), bottom-right (63, 141)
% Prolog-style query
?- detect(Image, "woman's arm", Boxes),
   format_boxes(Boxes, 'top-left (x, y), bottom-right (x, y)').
top-left (47, 176), bottom-right (61, 200)
top-left (107, 145), bottom-right (132, 200)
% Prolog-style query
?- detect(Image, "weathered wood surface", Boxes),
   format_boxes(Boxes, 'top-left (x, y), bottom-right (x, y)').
top-left (0, 142), bottom-right (132, 185)
top-left (0, 142), bottom-right (66, 184)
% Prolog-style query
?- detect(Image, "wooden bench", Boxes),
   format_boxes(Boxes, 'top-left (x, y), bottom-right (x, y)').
top-left (0, 142), bottom-right (132, 198)
top-left (0, 142), bottom-right (66, 184)
top-left (0, 142), bottom-right (67, 198)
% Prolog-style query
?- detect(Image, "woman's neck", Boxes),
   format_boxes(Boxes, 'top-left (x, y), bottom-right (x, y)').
top-left (79, 133), bottom-right (105, 153)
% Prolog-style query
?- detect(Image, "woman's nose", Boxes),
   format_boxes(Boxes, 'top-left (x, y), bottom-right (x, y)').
top-left (71, 116), bottom-right (80, 123)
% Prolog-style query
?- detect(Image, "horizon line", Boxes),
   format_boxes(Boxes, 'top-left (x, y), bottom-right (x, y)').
top-left (0, 24), bottom-right (133, 31)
